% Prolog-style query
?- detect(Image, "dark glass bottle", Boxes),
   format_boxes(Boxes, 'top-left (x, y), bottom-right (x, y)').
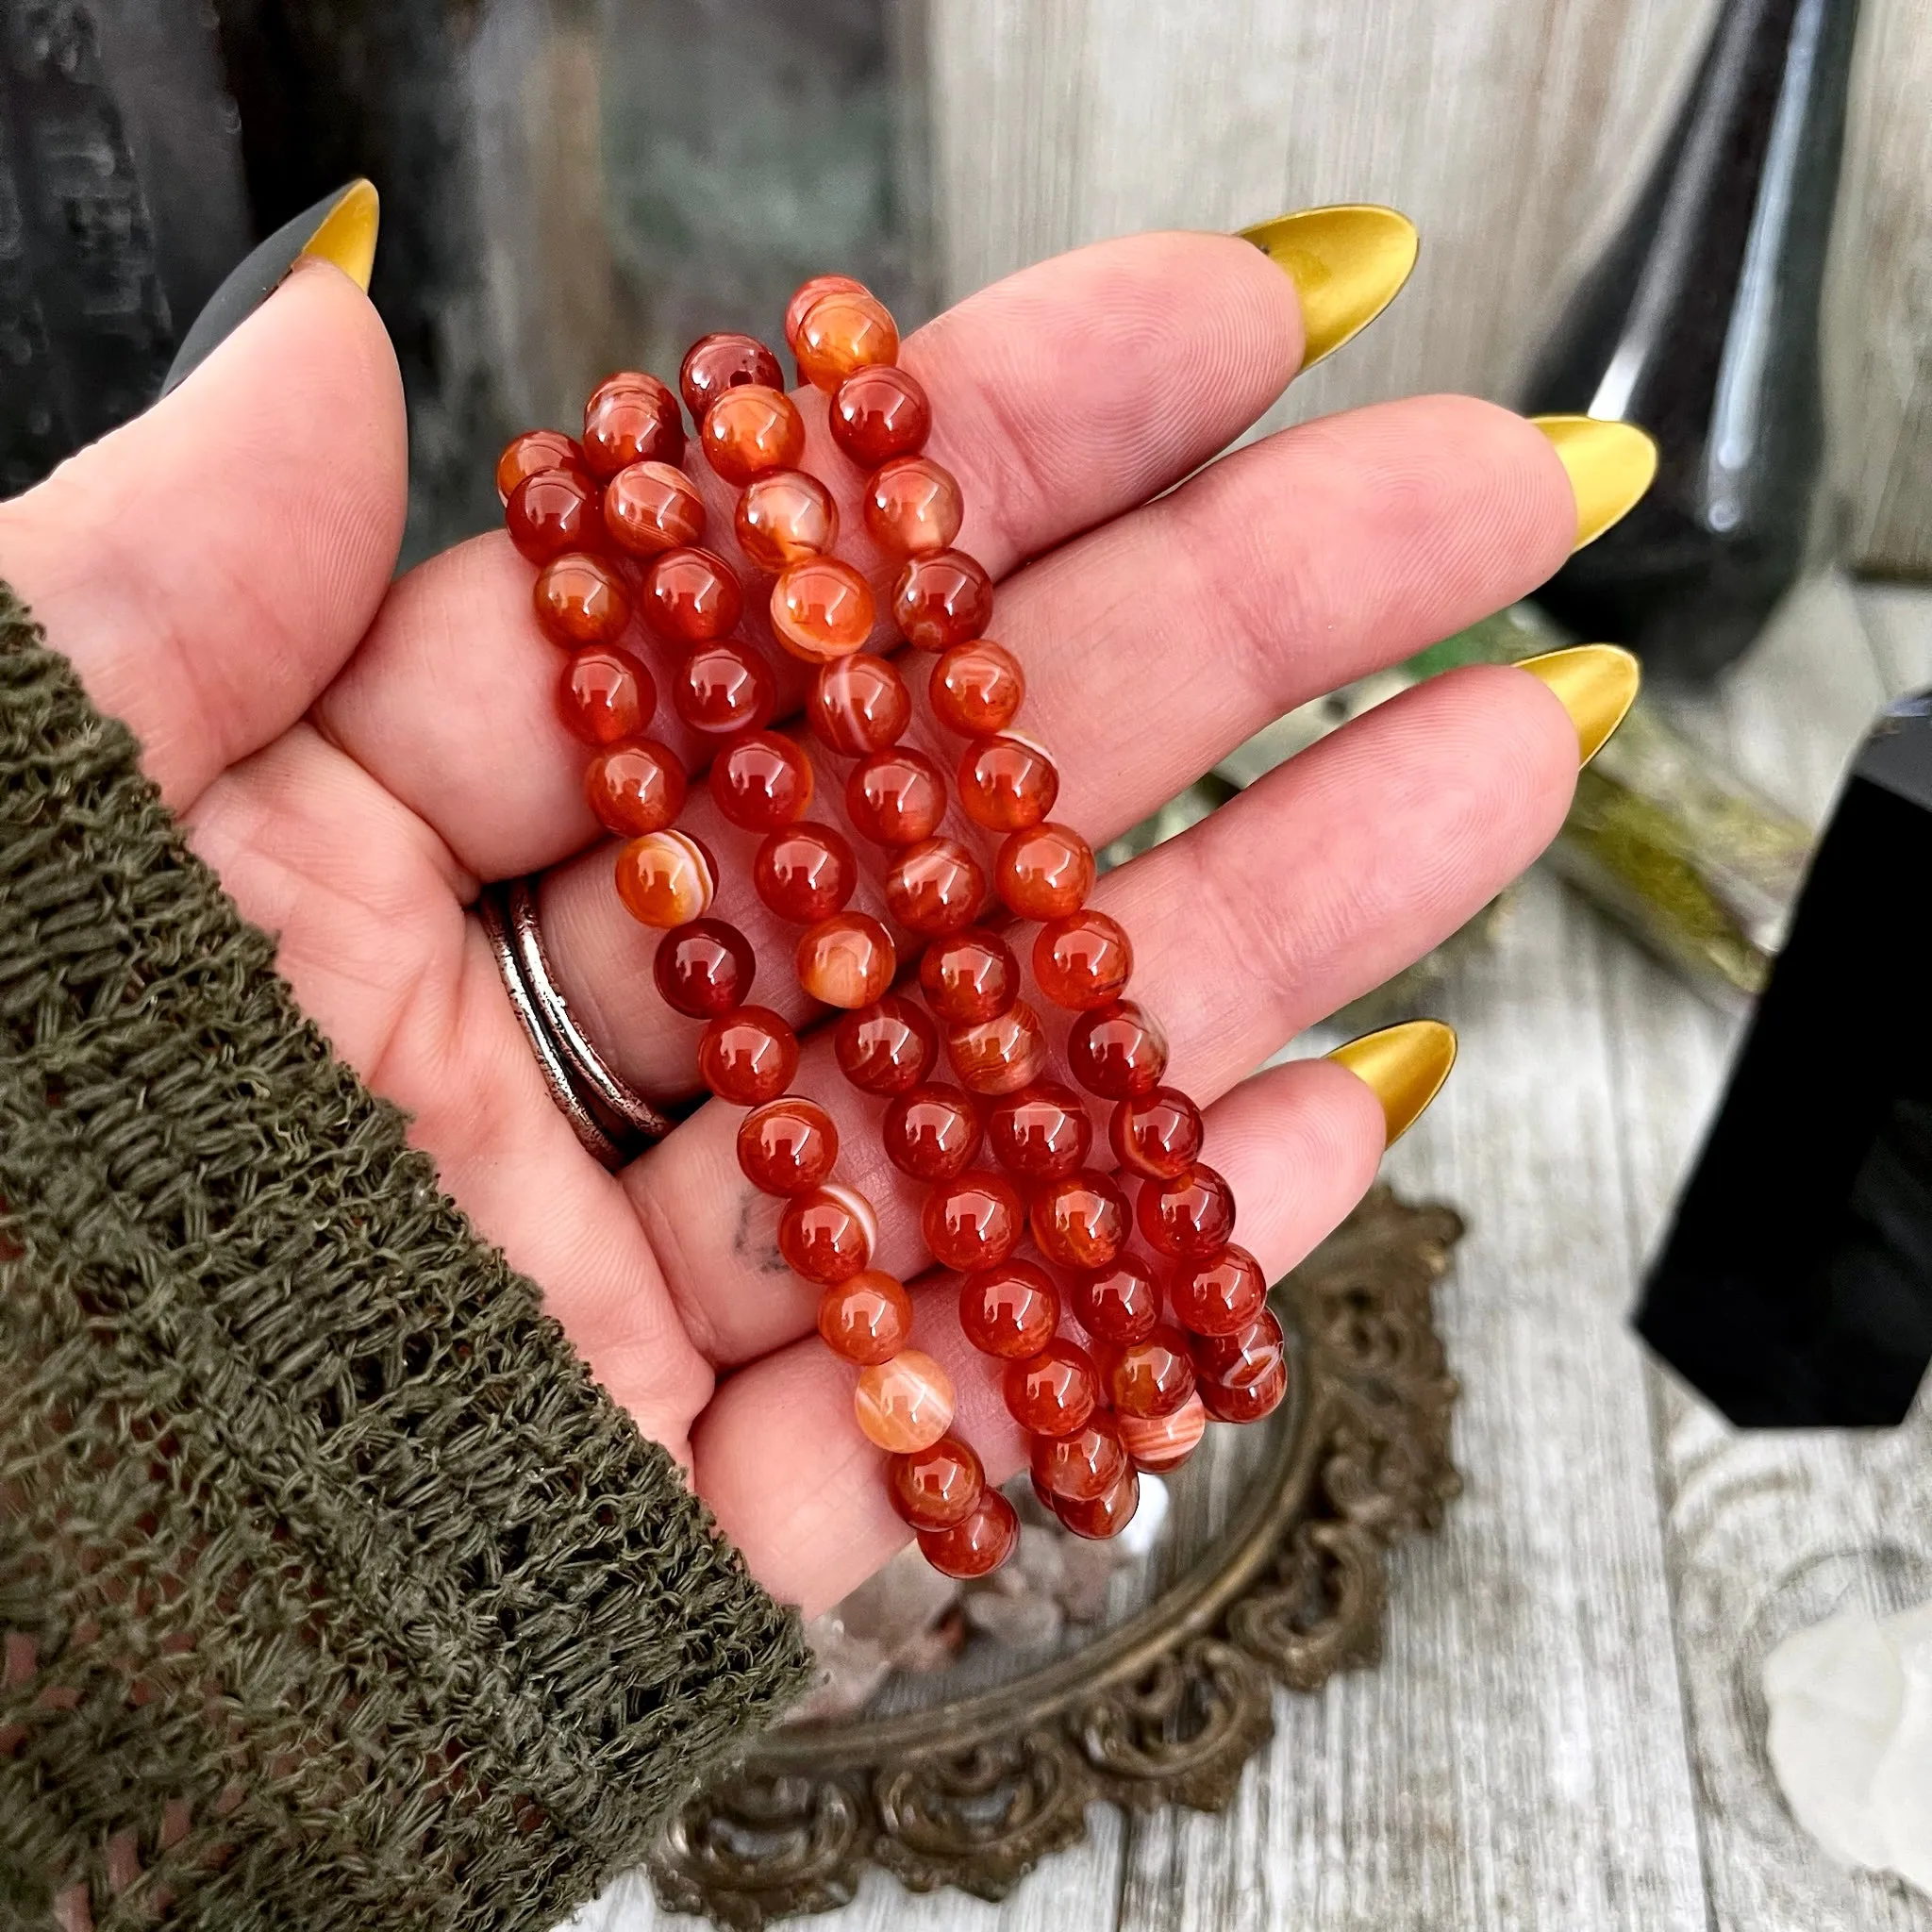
top-left (1525, 0), bottom-right (1861, 682)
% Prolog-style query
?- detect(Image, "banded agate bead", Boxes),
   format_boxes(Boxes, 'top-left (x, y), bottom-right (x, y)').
top-left (1198, 1354), bottom-right (1289, 1423)
top-left (796, 912), bottom-right (896, 1009)
top-left (1189, 1308), bottom-right (1285, 1391)
top-left (1108, 1324), bottom-right (1197, 1419)
top-left (673, 638), bottom-right (774, 737)
top-left (1108, 1086), bottom-right (1202, 1179)
top-left (784, 274), bottom-right (868, 352)
top-left (854, 1348), bottom-right (954, 1453)
top-left (883, 839), bottom-right (986, 937)
top-left (1067, 1000), bottom-right (1169, 1100)
top-left (737, 1096), bottom-right (839, 1196)
top-left (696, 1005), bottom-right (799, 1106)
top-left (1052, 1466), bottom-right (1140, 1541)
top-left (958, 1258), bottom-right (1059, 1359)
top-left (1072, 1255), bottom-right (1161, 1345)
top-left (534, 553), bottom-right (629, 647)
top-left (778, 1183), bottom-right (877, 1285)
top-left (882, 1084), bottom-right (982, 1183)
top-left (603, 459), bottom-right (706, 556)
top-left (845, 747), bottom-right (945, 845)
top-left (496, 428), bottom-right (583, 504)
top-left (736, 470), bottom-right (838, 572)
top-left (587, 740), bottom-right (687, 837)
top-left (831, 363), bottom-right (931, 468)
top-left (582, 373), bottom-right (684, 475)
top-left (678, 331), bottom-right (784, 424)
top-left (700, 384), bottom-right (805, 485)
top-left (995, 824), bottom-right (1093, 921)
top-left (1031, 1411), bottom-right (1126, 1504)
top-left (893, 549), bottom-right (993, 650)
top-left (1035, 911), bottom-right (1132, 1012)
top-left (958, 735), bottom-right (1058, 832)
top-left (1003, 1339), bottom-right (1099, 1437)
top-left (644, 548), bottom-right (742, 643)
top-left (710, 730), bottom-right (814, 831)
top-left (817, 1270), bottom-right (912, 1366)
top-left (1137, 1161), bottom-right (1236, 1259)
top-left (918, 1485), bottom-right (1017, 1578)
top-left (615, 828), bottom-right (712, 927)
top-left (508, 467), bottom-right (603, 561)
top-left (930, 640), bottom-right (1024, 736)
top-left (1168, 1243), bottom-right (1266, 1336)
top-left (917, 927), bottom-right (1017, 1025)
top-left (1030, 1169), bottom-right (1131, 1271)
top-left (772, 557), bottom-right (874, 663)
top-left (654, 918), bottom-right (756, 1019)
top-left (557, 647), bottom-right (652, 746)
top-left (921, 1169), bottom-right (1024, 1274)
top-left (835, 996), bottom-right (938, 1095)
top-left (888, 1434), bottom-right (983, 1531)
top-left (946, 1001), bottom-right (1048, 1097)
top-left (754, 824), bottom-right (856, 924)
top-left (808, 655), bottom-right (910, 757)
top-left (863, 456), bottom-right (963, 557)
top-left (1118, 1394), bottom-right (1207, 1473)
top-left (794, 288), bottom-right (899, 391)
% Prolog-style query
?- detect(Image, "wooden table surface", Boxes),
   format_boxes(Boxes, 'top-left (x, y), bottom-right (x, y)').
top-left (577, 575), bottom-right (1932, 1932)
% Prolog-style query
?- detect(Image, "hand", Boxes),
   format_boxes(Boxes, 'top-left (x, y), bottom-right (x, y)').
top-left (0, 234), bottom-right (1594, 1616)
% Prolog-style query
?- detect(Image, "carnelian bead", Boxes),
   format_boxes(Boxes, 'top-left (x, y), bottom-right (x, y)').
top-left (710, 729), bottom-right (814, 831)
top-left (784, 274), bottom-right (869, 353)
top-left (888, 1434), bottom-right (983, 1531)
top-left (1053, 1466), bottom-right (1141, 1541)
top-left (603, 459), bottom-right (706, 556)
top-left (1072, 1255), bottom-right (1161, 1345)
top-left (893, 549), bottom-right (994, 650)
top-left (736, 470), bottom-right (838, 573)
top-left (830, 362), bottom-right (931, 467)
top-left (644, 548), bottom-right (742, 643)
top-left (1109, 1324), bottom-right (1197, 1419)
top-left (1068, 1000), bottom-right (1169, 1100)
top-left (674, 638), bottom-right (775, 736)
top-left (679, 331), bottom-right (784, 424)
top-left (1108, 1086), bottom-right (1202, 1178)
top-left (1119, 1395), bottom-right (1208, 1472)
top-left (737, 1096), bottom-right (839, 1196)
top-left (795, 288), bottom-right (899, 391)
top-left (700, 384), bottom-right (805, 486)
top-left (958, 1258), bottom-right (1059, 1359)
top-left (808, 655), bottom-right (910, 758)
top-left (918, 1485), bottom-right (1017, 1579)
top-left (697, 1005), bottom-right (799, 1106)
top-left (918, 927), bottom-right (1017, 1025)
top-left (820, 1274), bottom-right (913, 1367)
top-left (984, 1082), bottom-right (1090, 1183)
top-left (958, 735), bottom-right (1058, 833)
top-left (883, 1083), bottom-right (981, 1182)
top-left (995, 824), bottom-right (1093, 921)
top-left (557, 646), bottom-right (653, 746)
top-left (507, 467), bottom-right (603, 561)
top-left (754, 823), bottom-right (856, 923)
top-left (771, 557), bottom-right (875, 663)
top-left (947, 1001), bottom-right (1048, 1098)
top-left (1003, 1339), bottom-right (1099, 1438)
top-left (797, 912), bottom-right (896, 1009)
top-left (1199, 1354), bottom-right (1289, 1423)
top-left (496, 428), bottom-right (583, 504)
top-left (1169, 1244), bottom-right (1267, 1336)
top-left (1031, 1169), bottom-right (1131, 1271)
top-left (582, 374), bottom-right (684, 475)
top-left (615, 828), bottom-right (713, 927)
top-left (534, 553), bottom-right (630, 647)
top-left (884, 839), bottom-right (986, 938)
top-left (1035, 911), bottom-right (1133, 1013)
top-left (835, 995), bottom-right (937, 1095)
top-left (586, 739), bottom-right (688, 837)
top-left (1031, 1411), bottom-right (1126, 1504)
top-left (1138, 1162), bottom-right (1236, 1259)
top-left (930, 640), bottom-right (1024, 736)
top-left (921, 1169), bottom-right (1024, 1273)
top-left (779, 1183), bottom-right (878, 1284)
top-left (864, 456), bottom-right (962, 557)
top-left (855, 1348), bottom-right (954, 1453)
top-left (1190, 1308), bottom-right (1285, 1389)
top-left (655, 918), bottom-right (756, 1019)
top-left (845, 747), bottom-right (945, 845)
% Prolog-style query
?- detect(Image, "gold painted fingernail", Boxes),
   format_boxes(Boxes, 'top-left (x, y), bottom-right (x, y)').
top-left (1530, 414), bottom-right (1658, 550)
top-left (1327, 1020), bottom-right (1457, 1148)
top-left (297, 177), bottom-right (380, 291)
top-left (1239, 205), bottom-right (1419, 373)
top-left (1515, 644), bottom-right (1641, 766)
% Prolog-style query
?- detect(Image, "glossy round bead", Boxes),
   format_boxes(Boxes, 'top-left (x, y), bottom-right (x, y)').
top-left (654, 918), bottom-right (756, 1019)
top-left (709, 729), bottom-right (814, 831)
top-left (1031, 1411), bottom-right (1127, 1505)
top-left (700, 384), bottom-right (805, 486)
top-left (779, 1183), bottom-right (878, 1285)
top-left (1030, 1169), bottom-right (1131, 1271)
top-left (1190, 1308), bottom-right (1285, 1390)
top-left (1035, 911), bottom-right (1133, 1013)
top-left (796, 912), bottom-right (896, 1009)
top-left (882, 1083), bottom-right (982, 1182)
top-left (834, 995), bottom-right (938, 1095)
top-left (794, 288), bottom-right (899, 391)
top-left (958, 1258), bottom-right (1059, 1359)
top-left (534, 553), bottom-right (630, 647)
top-left (889, 1436), bottom-right (983, 1532)
top-left (557, 646), bottom-right (653, 746)
top-left (930, 640), bottom-right (1024, 736)
top-left (845, 747), bottom-right (945, 846)
top-left (893, 549), bottom-right (994, 651)
top-left (615, 828), bottom-right (713, 928)
top-left (771, 557), bottom-right (875, 664)
top-left (1199, 1353), bottom-right (1289, 1423)
top-left (736, 470), bottom-right (838, 573)
top-left (754, 823), bottom-right (856, 924)
top-left (830, 362), bottom-right (931, 467)
top-left (1108, 1324), bottom-right (1197, 1419)
top-left (644, 548), bottom-right (742, 643)
top-left (1108, 1086), bottom-right (1203, 1179)
top-left (507, 466), bottom-right (603, 561)
top-left (921, 1170), bottom-right (1024, 1274)
top-left (855, 1348), bottom-right (954, 1453)
top-left (986, 1081), bottom-right (1091, 1182)
top-left (679, 330), bottom-right (785, 424)
top-left (946, 1001), bottom-right (1048, 1098)
top-left (586, 739), bottom-right (688, 837)
top-left (737, 1096), bottom-right (839, 1196)
top-left (864, 455), bottom-right (962, 557)
top-left (995, 823), bottom-right (1093, 921)
top-left (817, 1270), bottom-right (912, 1367)
top-left (918, 1485), bottom-right (1017, 1579)
top-left (496, 428), bottom-right (583, 504)
top-left (582, 374), bottom-right (684, 475)
top-left (1169, 1243), bottom-right (1266, 1336)
top-left (958, 735), bottom-right (1058, 833)
top-left (918, 927), bottom-right (1017, 1025)
top-left (883, 838), bottom-right (987, 938)
top-left (808, 655), bottom-right (910, 758)
top-left (1003, 1339), bottom-right (1099, 1438)
top-left (1052, 1466), bottom-right (1140, 1541)
top-left (784, 274), bottom-right (869, 353)
top-left (674, 638), bottom-right (775, 736)
top-left (1072, 1255), bottom-right (1161, 1346)
top-left (696, 1005), bottom-right (799, 1106)
top-left (1138, 1162), bottom-right (1236, 1259)
top-left (1119, 1394), bottom-right (1208, 1473)
top-left (603, 459), bottom-right (706, 556)
top-left (1067, 1000), bottom-right (1169, 1100)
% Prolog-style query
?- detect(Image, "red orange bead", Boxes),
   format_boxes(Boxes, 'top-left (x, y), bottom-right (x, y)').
top-left (864, 456), bottom-right (963, 557)
top-left (882, 1083), bottom-right (982, 1182)
top-left (603, 459), bottom-right (706, 556)
top-left (586, 739), bottom-right (688, 837)
top-left (655, 918), bottom-right (756, 1019)
top-left (710, 730), bottom-right (814, 830)
top-left (1108, 1086), bottom-right (1203, 1178)
top-left (778, 1183), bottom-right (878, 1285)
top-left (736, 470), bottom-right (838, 573)
top-left (496, 428), bottom-right (583, 504)
top-left (855, 1349), bottom-right (954, 1452)
top-left (644, 548), bottom-right (743, 643)
top-left (947, 1001), bottom-right (1048, 1097)
top-left (674, 638), bottom-right (775, 737)
top-left (995, 823), bottom-right (1093, 921)
top-left (534, 552), bottom-right (630, 647)
top-left (921, 1169), bottom-right (1024, 1273)
top-left (582, 374), bottom-right (684, 475)
top-left (1198, 1354), bottom-right (1289, 1423)
top-left (889, 1434), bottom-right (984, 1531)
top-left (835, 995), bottom-right (937, 1095)
top-left (616, 828), bottom-right (714, 927)
top-left (1189, 1308), bottom-right (1285, 1390)
top-left (958, 734), bottom-right (1058, 833)
top-left (918, 927), bottom-right (1017, 1024)
top-left (930, 640), bottom-right (1024, 736)
top-left (893, 549), bottom-right (993, 650)
top-left (1003, 1339), bottom-right (1099, 1438)
top-left (784, 274), bottom-right (869, 353)
top-left (557, 646), bottom-right (653, 746)
top-left (830, 362), bottom-right (931, 468)
top-left (1035, 910), bottom-right (1133, 1012)
top-left (1138, 1162), bottom-right (1236, 1259)
top-left (1030, 1169), bottom-right (1131, 1271)
top-left (845, 747), bottom-right (945, 846)
top-left (1072, 1256), bottom-right (1161, 1345)
top-left (737, 1096), bottom-right (839, 1196)
top-left (771, 557), bottom-right (875, 663)
top-left (958, 1258), bottom-right (1059, 1359)
top-left (1108, 1324), bottom-right (1197, 1419)
top-left (700, 383), bottom-right (806, 485)
top-left (817, 1270), bottom-right (913, 1367)
top-left (1031, 1411), bottom-right (1126, 1504)
top-left (1067, 1000), bottom-right (1169, 1100)
top-left (1052, 1466), bottom-right (1141, 1541)
top-left (918, 1485), bottom-right (1017, 1578)
top-left (696, 1005), bottom-right (799, 1105)
top-left (883, 838), bottom-right (986, 937)
top-left (808, 655), bottom-right (910, 757)
top-left (1119, 1395), bottom-right (1207, 1472)
top-left (679, 331), bottom-right (784, 424)
top-left (794, 288), bottom-right (899, 391)
top-left (754, 823), bottom-right (856, 923)
top-left (507, 466), bottom-right (604, 561)
top-left (986, 1081), bottom-right (1091, 1182)
top-left (1168, 1243), bottom-right (1266, 1336)
top-left (796, 912), bottom-right (896, 1009)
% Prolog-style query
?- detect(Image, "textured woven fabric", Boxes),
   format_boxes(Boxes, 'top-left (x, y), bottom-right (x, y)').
top-left (0, 590), bottom-right (809, 1930)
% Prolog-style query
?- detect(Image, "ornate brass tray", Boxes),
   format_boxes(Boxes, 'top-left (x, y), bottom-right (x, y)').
top-left (651, 1185), bottom-right (1464, 1927)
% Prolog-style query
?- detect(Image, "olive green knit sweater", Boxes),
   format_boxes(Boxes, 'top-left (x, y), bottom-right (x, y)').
top-left (0, 590), bottom-right (810, 1930)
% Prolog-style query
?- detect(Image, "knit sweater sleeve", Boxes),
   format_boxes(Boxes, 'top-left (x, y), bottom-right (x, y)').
top-left (0, 589), bottom-right (810, 1931)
